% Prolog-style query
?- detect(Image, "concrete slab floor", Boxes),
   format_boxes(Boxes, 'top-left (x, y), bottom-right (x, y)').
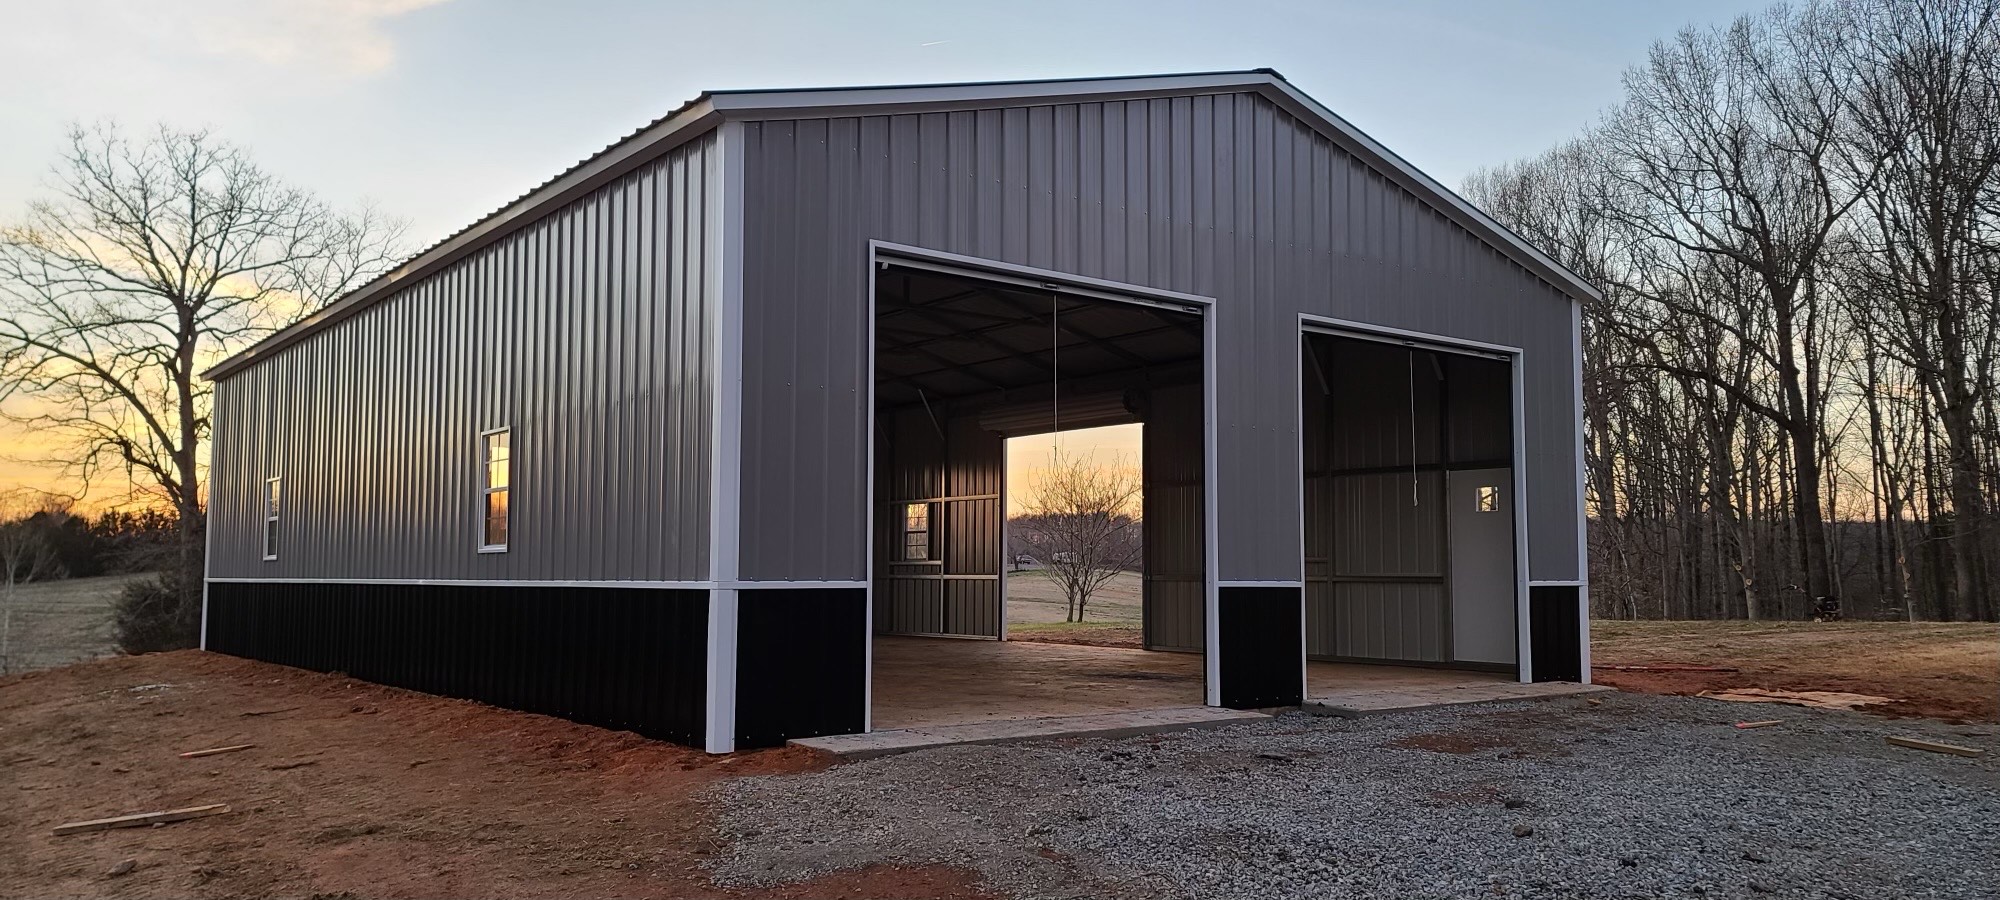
top-left (871, 636), bottom-right (1204, 731)
top-left (871, 636), bottom-right (1567, 731)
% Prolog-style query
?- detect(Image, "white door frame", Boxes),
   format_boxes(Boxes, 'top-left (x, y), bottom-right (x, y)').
top-left (866, 241), bottom-right (1222, 730)
top-left (1297, 314), bottom-right (1534, 684)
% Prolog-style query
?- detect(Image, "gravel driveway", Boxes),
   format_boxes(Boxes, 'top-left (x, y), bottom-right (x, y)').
top-left (708, 693), bottom-right (1999, 899)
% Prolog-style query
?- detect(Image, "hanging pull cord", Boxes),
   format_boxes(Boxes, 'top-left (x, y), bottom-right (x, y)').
top-left (1409, 350), bottom-right (1419, 507)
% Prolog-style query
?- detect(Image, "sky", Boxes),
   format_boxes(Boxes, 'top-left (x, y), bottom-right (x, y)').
top-left (0, 0), bottom-right (1773, 504)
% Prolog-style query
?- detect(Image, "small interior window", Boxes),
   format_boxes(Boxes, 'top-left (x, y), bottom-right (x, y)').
top-left (903, 502), bottom-right (930, 561)
top-left (1476, 484), bottom-right (1500, 513)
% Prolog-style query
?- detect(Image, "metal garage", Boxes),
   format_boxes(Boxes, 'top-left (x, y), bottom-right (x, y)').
top-left (200, 70), bottom-right (1596, 753)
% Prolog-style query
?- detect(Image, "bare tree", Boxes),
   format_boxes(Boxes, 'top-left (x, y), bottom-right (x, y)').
top-left (1597, 6), bottom-right (1879, 616)
top-left (1838, 0), bottom-right (2000, 620)
top-left (1466, 0), bottom-right (2000, 623)
top-left (0, 124), bottom-right (403, 621)
top-left (1012, 448), bottom-right (1143, 622)
top-left (0, 491), bottom-right (67, 674)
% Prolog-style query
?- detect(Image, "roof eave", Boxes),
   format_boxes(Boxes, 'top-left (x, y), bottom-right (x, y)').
top-left (203, 99), bottom-right (725, 381)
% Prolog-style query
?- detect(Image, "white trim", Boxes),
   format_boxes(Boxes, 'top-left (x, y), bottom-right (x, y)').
top-left (1301, 314), bottom-right (1523, 358)
top-left (705, 588), bottom-right (739, 753)
top-left (1295, 329), bottom-right (1310, 702)
top-left (874, 242), bottom-right (1211, 312)
top-left (703, 120), bottom-right (748, 755)
top-left (1528, 580), bottom-right (1583, 587)
top-left (1295, 315), bottom-right (1533, 684)
top-left (1511, 343), bottom-right (1534, 684)
top-left (1202, 283), bottom-right (1221, 708)
top-left (730, 580), bottom-right (870, 590)
top-left (202, 576), bottom-right (868, 590)
top-left (261, 476), bottom-right (282, 561)
top-left (205, 576), bottom-right (732, 589)
top-left (1572, 298), bottom-right (1592, 684)
top-left (1216, 580), bottom-right (1306, 587)
top-left (865, 244), bottom-right (1222, 714)
top-left (863, 244), bottom-right (877, 733)
top-left (478, 427), bottom-right (511, 554)
top-left (207, 71), bottom-right (1596, 384)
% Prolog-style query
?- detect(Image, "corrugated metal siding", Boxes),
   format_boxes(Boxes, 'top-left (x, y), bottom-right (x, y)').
top-left (209, 134), bottom-right (720, 581)
top-left (737, 92), bottom-right (1580, 583)
top-left (871, 408), bottom-right (1002, 637)
top-left (1143, 382), bottom-right (1206, 651)
top-left (205, 582), bottom-right (709, 746)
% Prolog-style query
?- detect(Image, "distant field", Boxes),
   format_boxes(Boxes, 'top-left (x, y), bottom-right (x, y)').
top-left (0, 573), bottom-right (149, 674)
top-left (1005, 569), bottom-right (1144, 646)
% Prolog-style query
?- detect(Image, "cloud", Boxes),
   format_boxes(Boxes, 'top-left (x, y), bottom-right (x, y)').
top-left (0, 0), bottom-right (451, 81)
top-left (184, 0), bottom-right (452, 76)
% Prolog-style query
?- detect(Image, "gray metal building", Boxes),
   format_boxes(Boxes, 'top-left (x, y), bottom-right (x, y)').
top-left (202, 71), bottom-right (1596, 753)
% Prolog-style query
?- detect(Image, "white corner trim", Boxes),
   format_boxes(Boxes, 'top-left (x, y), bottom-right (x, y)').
top-left (704, 118), bottom-right (749, 755)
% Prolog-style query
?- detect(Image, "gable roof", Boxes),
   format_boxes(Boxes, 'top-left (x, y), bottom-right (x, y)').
top-left (205, 69), bottom-right (1597, 381)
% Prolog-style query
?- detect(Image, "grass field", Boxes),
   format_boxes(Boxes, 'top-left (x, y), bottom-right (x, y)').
top-left (0, 573), bottom-right (149, 674)
top-left (1003, 569), bottom-right (1144, 646)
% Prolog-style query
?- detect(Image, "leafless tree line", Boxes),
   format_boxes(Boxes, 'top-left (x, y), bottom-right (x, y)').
top-left (1465, 0), bottom-right (2000, 621)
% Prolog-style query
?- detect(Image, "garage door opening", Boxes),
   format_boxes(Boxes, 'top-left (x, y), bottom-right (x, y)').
top-left (869, 260), bottom-right (1207, 732)
top-left (1301, 329), bottom-right (1523, 696)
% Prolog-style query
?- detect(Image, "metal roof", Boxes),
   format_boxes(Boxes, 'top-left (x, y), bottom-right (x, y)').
top-left (205, 69), bottom-right (1598, 381)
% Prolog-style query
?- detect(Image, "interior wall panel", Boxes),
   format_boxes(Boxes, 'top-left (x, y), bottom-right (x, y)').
top-left (871, 408), bottom-right (1003, 638)
top-left (209, 134), bottom-right (721, 582)
top-left (1143, 382), bottom-right (1207, 652)
top-left (738, 92), bottom-right (1580, 584)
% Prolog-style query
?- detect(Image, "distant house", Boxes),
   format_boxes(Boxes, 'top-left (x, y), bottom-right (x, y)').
top-left (201, 71), bottom-right (1594, 753)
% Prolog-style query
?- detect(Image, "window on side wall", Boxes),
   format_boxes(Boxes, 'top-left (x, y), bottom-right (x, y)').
top-left (481, 428), bottom-right (510, 552)
top-left (262, 477), bottom-right (281, 561)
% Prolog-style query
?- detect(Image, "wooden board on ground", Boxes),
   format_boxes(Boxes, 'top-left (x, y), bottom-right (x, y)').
top-left (1885, 736), bottom-right (1985, 758)
top-left (179, 744), bottom-right (254, 759)
top-left (1696, 688), bottom-right (1893, 710)
top-left (53, 803), bottom-right (230, 836)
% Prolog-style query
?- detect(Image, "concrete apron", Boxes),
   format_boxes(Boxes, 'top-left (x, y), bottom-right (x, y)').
top-left (792, 682), bottom-right (1613, 759)
top-left (1304, 680), bottom-right (1614, 718)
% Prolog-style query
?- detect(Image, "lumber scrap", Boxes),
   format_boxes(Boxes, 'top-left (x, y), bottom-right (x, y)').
top-left (1885, 736), bottom-right (1985, 758)
top-left (178, 744), bottom-right (254, 759)
top-left (53, 804), bottom-right (230, 836)
top-left (1734, 721), bottom-right (1783, 729)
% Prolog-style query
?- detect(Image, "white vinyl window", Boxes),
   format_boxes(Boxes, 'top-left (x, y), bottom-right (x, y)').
top-left (481, 429), bottom-right (510, 552)
top-left (902, 502), bottom-right (931, 561)
top-left (262, 477), bottom-right (281, 560)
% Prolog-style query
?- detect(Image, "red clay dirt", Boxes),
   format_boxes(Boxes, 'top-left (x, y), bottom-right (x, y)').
top-left (1590, 620), bottom-right (1999, 724)
top-left (0, 651), bottom-right (999, 900)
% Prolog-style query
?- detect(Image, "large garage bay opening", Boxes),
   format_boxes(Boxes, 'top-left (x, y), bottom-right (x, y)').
top-left (870, 261), bottom-right (1208, 731)
top-left (1301, 329), bottom-right (1524, 696)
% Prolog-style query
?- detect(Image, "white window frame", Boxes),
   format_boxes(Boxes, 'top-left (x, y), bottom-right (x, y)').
top-left (479, 427), bottom-right (511, 553)
top-left (262, 476), bottom-right (281, 561)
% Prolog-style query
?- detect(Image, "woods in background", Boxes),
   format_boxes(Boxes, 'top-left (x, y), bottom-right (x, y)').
top-left (1465, 0), bottom-right (2000, 621)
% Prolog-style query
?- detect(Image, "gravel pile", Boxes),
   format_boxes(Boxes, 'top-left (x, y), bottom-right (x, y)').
top-left (707, 693), bottom-right (1999, 899)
